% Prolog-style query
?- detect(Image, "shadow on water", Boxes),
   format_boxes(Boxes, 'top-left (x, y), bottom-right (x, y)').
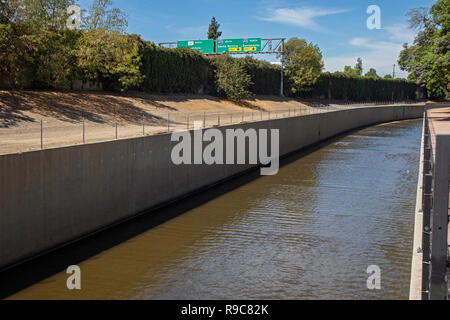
top-left (0, 122), bottom-right (405, 299)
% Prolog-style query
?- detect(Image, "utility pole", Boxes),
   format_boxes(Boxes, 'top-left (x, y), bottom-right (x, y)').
top-left (393, 64), bottom-right (396, 79)
top-left (280, 39), bottom-right (285, 97)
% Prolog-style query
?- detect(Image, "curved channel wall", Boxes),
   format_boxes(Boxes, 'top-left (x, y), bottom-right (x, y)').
top-left (0, 105), bottom-right (425, 270)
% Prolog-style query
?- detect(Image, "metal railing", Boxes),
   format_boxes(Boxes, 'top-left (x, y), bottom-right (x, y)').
top-left (421, 110), bottom-right (450, 300)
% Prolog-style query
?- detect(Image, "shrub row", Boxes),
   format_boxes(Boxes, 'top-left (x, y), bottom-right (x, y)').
top-left (292, 72), bottom-right (420, 101)
top-left (140, 43), bottom-right (211, 94)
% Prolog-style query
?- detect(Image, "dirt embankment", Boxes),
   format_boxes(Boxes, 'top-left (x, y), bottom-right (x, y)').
top-left (0, 90), bottom-right (312, 154)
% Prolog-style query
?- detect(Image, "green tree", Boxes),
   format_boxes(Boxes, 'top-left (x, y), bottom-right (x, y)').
top-left (14, 0), bottom-right (75, 30)
top-left (343, 65), bottom-right (359, 77)
top-left (344, 58), bottom-right (363, 77)
top-left (207, 16), bottom-right (222, 40)
top-left (0, 0), bottom-right (21, 24)
top-left (384, 74), bottom-right (393, 79)
top-left (211, 55), bottom-right (253, 101)
top-left (398, 0), bottom-right (449, 98)
top-left (77, 29), bottom-right (144, 90)
top-left (83, 0), bottom-right (128, 33)
top-left (364, 68), bottom-right (380, 79)
top-left (355, 57), bottom-right (363, 76)
top-left (280, 37), bottom-right (324, 93)
top-left (0, 0), bottom-right (80, 89)
top-left (0, 23), bottom-right (33, 87)
top-left (30, 29), bottom-right (81, 88)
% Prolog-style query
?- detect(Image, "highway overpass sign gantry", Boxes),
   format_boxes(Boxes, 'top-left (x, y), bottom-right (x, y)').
top-left (158, 38), bottom-right (285, 55)
top-left (158, 38), bottom-right (286, 96)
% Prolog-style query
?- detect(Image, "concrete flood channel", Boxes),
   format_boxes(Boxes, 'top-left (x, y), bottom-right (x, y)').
top-left (2, 116), bottom-right (423, 299)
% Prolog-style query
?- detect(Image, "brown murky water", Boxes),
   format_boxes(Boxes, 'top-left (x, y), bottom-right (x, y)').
top-left (7, 119), bottom-right (422, 300)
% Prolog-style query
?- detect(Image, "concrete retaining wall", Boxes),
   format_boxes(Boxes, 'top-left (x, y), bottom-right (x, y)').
top-left (0, 105), bottom-right (425, 270)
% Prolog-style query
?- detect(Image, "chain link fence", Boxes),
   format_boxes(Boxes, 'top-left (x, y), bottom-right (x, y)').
top-left (0, 102), bottom-right (421, 155)
top-left (420, 109), bottom-right (450, 300)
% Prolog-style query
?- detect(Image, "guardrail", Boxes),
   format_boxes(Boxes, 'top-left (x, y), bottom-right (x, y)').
top-left (420, 110), bottom-right (450, 300)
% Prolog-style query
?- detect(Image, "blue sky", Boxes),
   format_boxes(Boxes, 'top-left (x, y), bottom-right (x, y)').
top-left (78, 0), bottom-right (437, 77)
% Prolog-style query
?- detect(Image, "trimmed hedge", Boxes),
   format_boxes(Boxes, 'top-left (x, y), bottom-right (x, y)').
top-left (293, 72), bottom-right (419, 101)
top-left (241, 57), bottom-right (281, 96)
top-left (140, 43), bottom-right (210, 94)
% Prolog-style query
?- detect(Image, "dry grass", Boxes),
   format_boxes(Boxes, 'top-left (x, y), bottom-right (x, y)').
top-left (0, 90), bottom-right (312, 154)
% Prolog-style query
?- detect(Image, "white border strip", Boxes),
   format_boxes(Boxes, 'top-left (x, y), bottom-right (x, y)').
top-left (409, 115), bottom-right (425, 300)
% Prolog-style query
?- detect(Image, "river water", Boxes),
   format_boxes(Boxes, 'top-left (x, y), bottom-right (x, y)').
top-left (8, 119), bottom-right (422, 300)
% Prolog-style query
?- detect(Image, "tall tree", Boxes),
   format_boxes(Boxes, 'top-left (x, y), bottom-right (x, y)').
top-left (280, 37), bottom-right (324, 93)
top-left (343, 58), bottom-right (363, 77)
top-left (83, 0), bottom-right (128, 33)
top-left (207, 16), bottom-right (222, 40)
top-left (398, 0), bottom-right (449, 98)
top-left (14, 0), bottom-right (75, 30)
top-left (355, 57), bottom-right (363, 76)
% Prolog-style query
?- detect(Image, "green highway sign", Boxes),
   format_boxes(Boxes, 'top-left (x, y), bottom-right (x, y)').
top-left (216, 38), bottom-right (262, 53)
top-left (177, 40), bottom-right (214, 54)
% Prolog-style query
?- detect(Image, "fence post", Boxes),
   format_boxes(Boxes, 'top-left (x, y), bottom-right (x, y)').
top-left (40, 120), bottom-right (43, 149)
top-left (168, 112), bottom-right (170, 132)
top-left (142, 112), bottom-right (145, 136)
top-left (83, 116), bottom-right (85, 144)
top-left (114, 106), bottom-right (117, 140)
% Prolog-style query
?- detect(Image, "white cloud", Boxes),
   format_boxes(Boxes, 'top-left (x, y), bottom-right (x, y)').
top-left (384, 23), bottom-right (415, 44)
top-left (324, 26), bottom-right (414, 77)
top-left (256, 7), bottom-right (351, 31)
top-left (325, 41), bottom-right (407, 77)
